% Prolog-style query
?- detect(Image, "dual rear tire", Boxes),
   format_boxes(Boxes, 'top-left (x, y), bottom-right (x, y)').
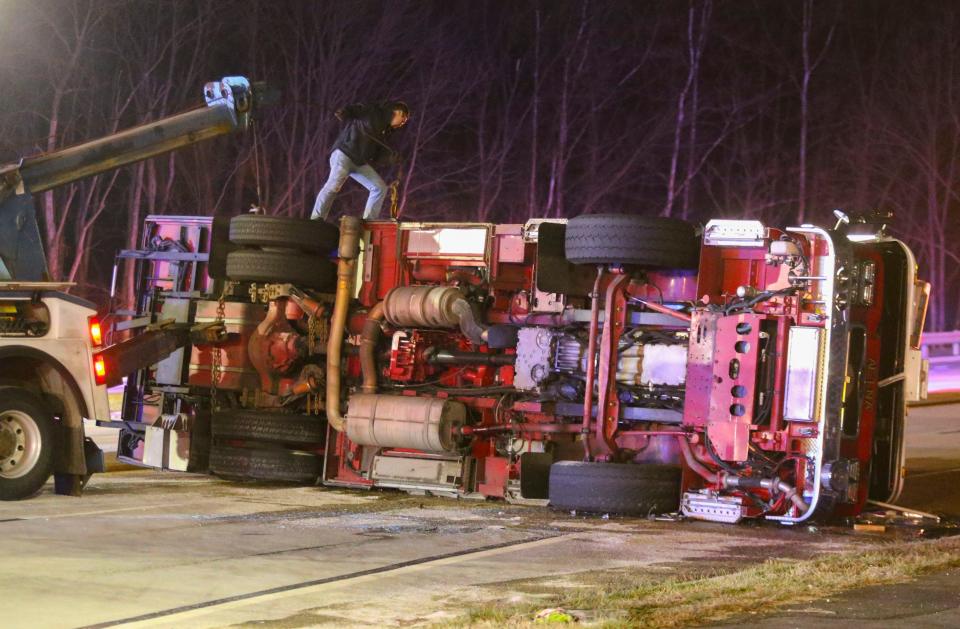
top-left (216, 215), bottom-right (335, 483)
top-left (228, 215), bottom-right (339, 252)
top-left (209, 445), bottom-right (320, 484)
top-left (210, 408), bottom-right (323, 484)
top-left (224, 215), bottom-right (338, 290)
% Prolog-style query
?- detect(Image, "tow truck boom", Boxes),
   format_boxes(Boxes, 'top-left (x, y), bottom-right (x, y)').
top-left (0, 76), bottom-right (260, 281)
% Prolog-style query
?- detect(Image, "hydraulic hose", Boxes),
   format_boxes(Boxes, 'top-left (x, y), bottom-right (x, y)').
top-left (325, 216), bottom-right (362, 432)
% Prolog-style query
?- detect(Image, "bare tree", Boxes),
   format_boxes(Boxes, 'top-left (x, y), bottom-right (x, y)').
top-left (109, 2), bottom-right (220, 308)
top-left (34, 1), bottom-right (109, 280)
top-left (664, 1), bottom-right (712, 218)
top-left (795, 0), bottom-right (835, 224)
top-left (853, 13), bottom-right (960, 330)
top-left (0, 0), bottom-right (956, 326)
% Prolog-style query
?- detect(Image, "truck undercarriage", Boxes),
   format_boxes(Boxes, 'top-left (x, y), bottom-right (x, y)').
top-left (104, 210), bottom-right (930, 525)
top-left (0, 63), bottom-right (925, 523)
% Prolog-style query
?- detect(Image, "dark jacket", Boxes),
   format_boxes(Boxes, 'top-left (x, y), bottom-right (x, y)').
top-left (332, 102), bottom-right (396, 167)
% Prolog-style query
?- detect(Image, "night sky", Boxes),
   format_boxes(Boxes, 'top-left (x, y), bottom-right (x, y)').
top-left (0, 0), bottom-right (956, 327)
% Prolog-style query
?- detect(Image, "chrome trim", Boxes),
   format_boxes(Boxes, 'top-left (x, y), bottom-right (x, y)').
top-left (768, 225), bottom-right (836, 524)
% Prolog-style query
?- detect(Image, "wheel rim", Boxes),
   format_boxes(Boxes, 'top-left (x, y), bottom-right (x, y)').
top-left (0, 410), bottom-right (42, 479)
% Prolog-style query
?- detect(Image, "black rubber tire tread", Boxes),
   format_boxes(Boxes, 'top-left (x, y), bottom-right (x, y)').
top-left (564, 213), bottom-right (700, 268)
top-left (229, 214), bottom-right (339, 253)
top-left (209, 444), bottom-right (320, 483)
top-left (549, 461), bottom-right (682, 516)
top-left (212, 409), bottom-right (324, 445)
top-left (225, 249), bottom-right (336, 289)
top-left (0, 387), bottom-right (55, 501)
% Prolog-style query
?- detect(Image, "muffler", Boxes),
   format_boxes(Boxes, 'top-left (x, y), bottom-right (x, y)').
top-left (345, 394), bottom-right (466, 452)
top-left (382, 286), bottom-right (487, 345)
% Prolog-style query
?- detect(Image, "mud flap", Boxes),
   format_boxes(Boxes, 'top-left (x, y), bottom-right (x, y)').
top-left (53, 437), bottom-right (103, 496)
top-left (520, 452), bottom-right (553, 499)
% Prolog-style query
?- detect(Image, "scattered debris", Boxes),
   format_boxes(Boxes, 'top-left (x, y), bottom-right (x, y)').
top-left (534, 608), bottom-right (578, 623)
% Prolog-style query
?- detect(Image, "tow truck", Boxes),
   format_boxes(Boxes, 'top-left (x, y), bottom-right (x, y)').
top-left (104, 206), bottom-right (929, 524)
top-left (0, 77), bottom-right (262, 499)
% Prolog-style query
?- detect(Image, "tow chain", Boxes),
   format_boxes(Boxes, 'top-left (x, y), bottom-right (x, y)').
top-left (306, 311), bottom-right (327, 415)
top-left (209, 287), bottom-right (226, 411)
top-left (251, 119), bottom-right (264, 210)
top-left (307, 310), bottom-right (321, 354)
top-left (389, 178), bottom-right (401, 219)
top-left (388, 160), bottom-right (404, 219)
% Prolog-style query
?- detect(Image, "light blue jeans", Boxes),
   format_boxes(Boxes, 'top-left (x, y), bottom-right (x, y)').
top-left (311, 149), bottom-right (388, 220)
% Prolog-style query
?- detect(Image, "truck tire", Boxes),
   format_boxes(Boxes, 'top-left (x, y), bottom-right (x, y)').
top-left (548, 461), bottom-right (681, 516)
top-left (564, 214), bottom-right (700, 269)
top-left (212, 409), bottom-right (324, 445)
top-left (209, 444), bottom-right (320, 483)
top-left (0, 388), bottom-right (55, 500)
top-left (229, 215), bottom-right (339, 253)
top-left (225, 249), bottom-right (336, 289)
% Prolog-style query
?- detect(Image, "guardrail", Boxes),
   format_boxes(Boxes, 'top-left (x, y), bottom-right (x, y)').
top-left (920, 330), bottom-right (960, 365)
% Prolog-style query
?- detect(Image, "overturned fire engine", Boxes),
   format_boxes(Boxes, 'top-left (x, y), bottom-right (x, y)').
top-left (101, 210), bottom-right (929, 525)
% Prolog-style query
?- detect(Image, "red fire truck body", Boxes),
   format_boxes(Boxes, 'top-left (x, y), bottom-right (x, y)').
top-left (106, 212), bottom-right (929, 525)
top-left (317, 216), bottom-right (929, 524)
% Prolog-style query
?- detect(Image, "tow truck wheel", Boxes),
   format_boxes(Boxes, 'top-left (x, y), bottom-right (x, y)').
top-left (564, 214), bottom-right (700, 268)
top-left (548, 461), bottom-right (681, 516)
top-left (0, 388), bottom-right (55, 501)
top-left (209, 444), bottom-right (320, 484)
top-left (225, 249), bottom-right (336, 289)
top-left (212, 409), bottom-right (324, 445)
top-left (229, 215), bottom-right (339, 253)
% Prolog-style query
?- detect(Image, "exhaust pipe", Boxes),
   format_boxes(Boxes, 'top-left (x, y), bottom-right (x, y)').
top-left (722, 475), bottom-right (809, 515)
top-left (325, 216), bottom-right (362, 432)
top-left (360, 302), bottom-right (386, 394)
top-left (357, 286), bottom-right (492, 396)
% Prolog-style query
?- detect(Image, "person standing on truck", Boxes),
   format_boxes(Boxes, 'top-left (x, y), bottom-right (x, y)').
top-left (310, 100), bottom-right (410, 221)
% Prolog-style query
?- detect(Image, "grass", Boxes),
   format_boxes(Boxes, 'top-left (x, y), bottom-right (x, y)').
top-left (442, 534), bottom-right (960, 628)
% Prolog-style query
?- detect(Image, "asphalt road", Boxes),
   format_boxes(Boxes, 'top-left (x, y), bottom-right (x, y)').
top-left (1, 402), bottom-right (957, 629)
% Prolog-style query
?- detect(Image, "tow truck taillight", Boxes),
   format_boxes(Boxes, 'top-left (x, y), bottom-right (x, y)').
top-left (88, 316), bottom-right (103, 347)
top-left (93, 354), bottom-right (107, 386)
